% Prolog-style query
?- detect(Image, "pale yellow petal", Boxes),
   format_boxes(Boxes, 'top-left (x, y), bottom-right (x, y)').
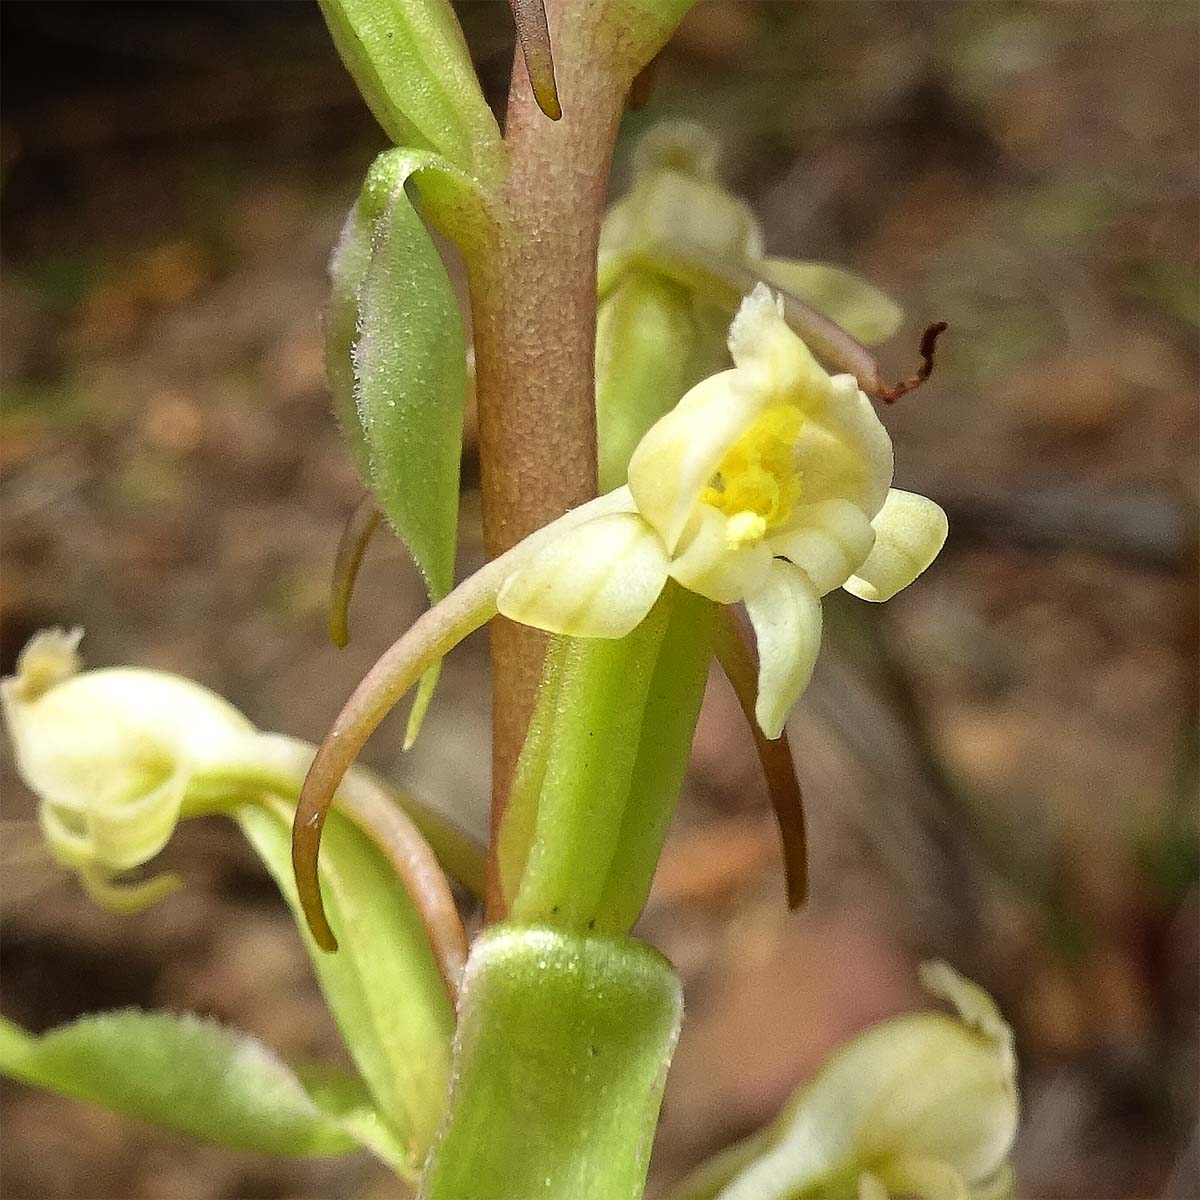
top-left (497, 513), bottom-right (669, 638)
top-left (769, 499), bottom-right (875, 594)
top-left (727, 284), bottom-right (832, 407)
top-left (714, 975), bottom-right (1018, 1200)
top-left (743, 560), bottom-right (822, 739)
top-left (879, 1157), bottom-right (970, 1200)
top-left (793, 373), bottom-right (894, 517)
top-left (843, 489), bottom-right (948, 603)
top-left (668, 505), bottom-right (772, 604)
top-left (859, 1173), bottom-right (892, 1200)
top-left (628, 370), bottom-right (770, 553)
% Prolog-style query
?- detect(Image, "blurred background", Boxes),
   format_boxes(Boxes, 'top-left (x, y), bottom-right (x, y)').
top-left (1, 2), bottom-right (1196, 1196)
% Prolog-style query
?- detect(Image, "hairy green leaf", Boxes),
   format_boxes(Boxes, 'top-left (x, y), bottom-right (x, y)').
top-left (238, 798), bottom-right (454, 1167)
top-left (318, 0), bottom-right (504, 178)
top-left (420, 926), bottom-right (683, 1200)
top-left (0, 1010), bottom-right (365, 1159)
top-left (328, 150), bottom-right (487, 607)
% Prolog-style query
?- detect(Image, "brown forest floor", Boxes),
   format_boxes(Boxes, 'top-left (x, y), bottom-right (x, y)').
top-left (1, 3), bottom-right (1197, 1197)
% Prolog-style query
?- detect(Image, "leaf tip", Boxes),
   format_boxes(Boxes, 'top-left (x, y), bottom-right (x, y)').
top-left (510, 0), bottom-right (562, 121)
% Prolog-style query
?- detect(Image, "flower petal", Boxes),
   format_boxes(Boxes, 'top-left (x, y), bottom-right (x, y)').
top-left (628, 370), bottom-right (770, 553)
top-left (878, 1156), bottom-right (970, 1200)
top-left (843, 489), bottom-right (948, 603)
top-left (743, 560), bottom-right (822, 739)
top-left (497, 513), bottom-right (670, 638)
top-left (793, 373), bottom-right (894, 517)
top-left (769, 499), bottom-right (875, 594)
top-left (669, 506), bottom-right (772, 604)
top-left (728, 284), bottom-right (832, 405)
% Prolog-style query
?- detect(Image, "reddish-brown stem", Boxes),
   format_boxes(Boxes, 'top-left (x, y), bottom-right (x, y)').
top-left (470, 0), bottom-right (627, 921)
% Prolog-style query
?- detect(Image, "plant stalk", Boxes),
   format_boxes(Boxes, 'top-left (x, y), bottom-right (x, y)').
top-left (470, 0), bottom-right (627, 920)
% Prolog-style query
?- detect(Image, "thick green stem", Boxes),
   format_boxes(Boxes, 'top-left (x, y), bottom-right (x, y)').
top-left (508, 594), bottom-right (675, 926)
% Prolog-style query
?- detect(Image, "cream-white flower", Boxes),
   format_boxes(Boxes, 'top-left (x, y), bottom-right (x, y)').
top-left (1, 629), bottom-right (254, 909)
top-left (668, 961), bottom-right (1019, 1200)
top-left (497, 285), bottom-right (948, 738)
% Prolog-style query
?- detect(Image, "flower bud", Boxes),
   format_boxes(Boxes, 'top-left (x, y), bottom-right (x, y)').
top-left (2, 630), bottom-right (254, 909)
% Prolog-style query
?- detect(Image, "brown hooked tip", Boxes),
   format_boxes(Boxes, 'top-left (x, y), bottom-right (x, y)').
top-left (874, 321), bottom-right (948, 404)
top-left (510, 0), bottom-right (561, 120)
top-left (293, 797), bottom-right (339, 952)
top-left (713, 611), bottom-right (808, 909)
top-left (329, 495), bottom-right (382, 649)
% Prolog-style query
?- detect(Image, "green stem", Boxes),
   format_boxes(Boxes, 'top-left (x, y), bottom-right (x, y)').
top-left (509, 592), bottom-right (675, 927)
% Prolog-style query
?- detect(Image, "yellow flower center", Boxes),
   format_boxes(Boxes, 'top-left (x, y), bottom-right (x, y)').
top-left (702, 405), bottom-right (804, 547)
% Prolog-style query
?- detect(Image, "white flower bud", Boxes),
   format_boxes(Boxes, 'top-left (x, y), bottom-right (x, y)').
top-left (2, 630), bottom-right (255, 909)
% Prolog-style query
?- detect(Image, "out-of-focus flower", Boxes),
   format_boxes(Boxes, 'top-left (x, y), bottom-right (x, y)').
top-left (601, 123), bottom-right (903, 340)
top-left (498, 286), bottom-right (947, 737)
top-left (671, 961), bottom-right (1019, 1200)
top-left (594, 123), bottom-right (905, 493)
top-left (1, 629), bottom-right (254, 910)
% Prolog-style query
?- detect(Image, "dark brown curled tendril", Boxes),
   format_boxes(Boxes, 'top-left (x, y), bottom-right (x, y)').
top-left (873, 321), bottom-right (948, 404)
top-left (713, 608), bottom-right (808, 909)
top-left (510, 0), bottom-right (561, 121)
top-left (329, 495), bottom-right (382, 649)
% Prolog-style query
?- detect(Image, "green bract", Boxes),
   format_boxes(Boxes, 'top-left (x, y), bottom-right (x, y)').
top-left (420, 926), bottom-right (683, 1200)
top-left (239, 800), bottom-right (454, 1166)
top-left (500, 587), bottom-right (713, 935)
top-left (328, 149), bottom-right (494, 737)
top-left (317, 0), bottom-right (504, 178)
top-left (329, 149), bottom-right (490, 608)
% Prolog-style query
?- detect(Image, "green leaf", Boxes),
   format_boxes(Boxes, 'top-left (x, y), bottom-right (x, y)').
top-left (237, 798), bottom-right (454, 1166)
top-left (420, 926), bottom-right (683, 1200)
top-left (318, 0), bottom-right (504, 178)
top-left (328, 149), bottom-right (487, 610)
top-left (755, 258), bottom-right (904, 346)
top-left (0, 1010), bottom-right (363, 1159)
top-left (596, 273), bottom-right (696, 492)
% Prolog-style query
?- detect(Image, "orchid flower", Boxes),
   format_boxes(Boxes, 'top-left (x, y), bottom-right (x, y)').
top-left (498, 284), bottom-right (948, 738)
